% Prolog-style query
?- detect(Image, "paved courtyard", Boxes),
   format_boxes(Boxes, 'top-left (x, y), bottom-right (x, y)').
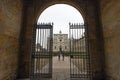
top-left (18, 56), bottom-right (71, 80)
top-left (17, 56), bottom-right (87, 80)
top-left (52, 56), bottom-right (70, 80)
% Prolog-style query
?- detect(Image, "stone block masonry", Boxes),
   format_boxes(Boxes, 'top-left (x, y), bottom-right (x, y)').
top-left (0, 0), bottom-right (23, 80)
top-left (100, 0), bottom-right (120, 80)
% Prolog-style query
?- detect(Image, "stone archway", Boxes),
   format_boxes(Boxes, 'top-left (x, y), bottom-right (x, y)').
top-left (34, 1), bottom-right (86, 23)
top-left (18, 0), bottom-right (105, 80)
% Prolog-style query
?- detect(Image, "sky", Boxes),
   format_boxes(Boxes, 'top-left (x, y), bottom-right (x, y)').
top-left (37, 4), bottom-right (84, 34)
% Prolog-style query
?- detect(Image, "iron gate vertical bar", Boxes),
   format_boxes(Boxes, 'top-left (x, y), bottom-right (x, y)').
top-left (36, 28), bottom-right (40, 76)
top-left (31, 25), bottom-right (36, 79)
top-left (82, 25), bottom-right (85, 79)
top-left (81, 24), bottom-right (83, 78)
top-left (38, 27), bottom-right (40, 79)
top-left (35, 28), bottom-right (37, 78)
top-left (44, 28), bottom-right (46, 74)
top-left (49, 23), bottom-right (53, 78)
top-left (42, 28), bottom-right (44, 74)
top-left (69, 23), bottom-right (71, 79)
top-left (77, 24), bottom-right (79, 76)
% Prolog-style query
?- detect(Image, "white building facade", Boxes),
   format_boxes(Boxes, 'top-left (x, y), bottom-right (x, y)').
top-left (53, 31), bottom-right (69, 52)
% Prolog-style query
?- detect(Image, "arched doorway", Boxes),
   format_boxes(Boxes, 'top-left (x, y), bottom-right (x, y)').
top-left (18, 0), bottom-right (105, 80)
top-left (30, 4), bottom-right (92, 80)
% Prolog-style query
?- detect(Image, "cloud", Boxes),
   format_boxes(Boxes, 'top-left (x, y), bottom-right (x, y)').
top-left (37, 4), bottom-right (84, 34)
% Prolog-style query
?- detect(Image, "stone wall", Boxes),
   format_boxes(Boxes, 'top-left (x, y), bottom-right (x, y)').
top-left (100, 0), bottom-right (120, 80)
top-left (53, 34), bottom-right (69, 52)
top-left (0, 0), bottom-right (23, 80)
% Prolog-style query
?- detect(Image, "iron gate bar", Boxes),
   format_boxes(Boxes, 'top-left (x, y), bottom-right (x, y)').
top-left (49, 25), bottom-right (53, 77)
top-left (31, 24), bottom-right (37, 79)
top-left (69, 23), bottom-right (91, 79)
top-left (31, 23), bottom-right (53, 80)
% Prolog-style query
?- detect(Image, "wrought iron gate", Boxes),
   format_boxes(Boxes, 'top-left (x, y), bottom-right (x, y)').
top-left (69, 23), bottom-right (91, 80)
top-left (31, 23), bottom-right (53, 79)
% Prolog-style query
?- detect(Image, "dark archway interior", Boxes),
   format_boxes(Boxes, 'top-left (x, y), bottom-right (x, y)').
top-left (0, 0), bottom-right (120, 80)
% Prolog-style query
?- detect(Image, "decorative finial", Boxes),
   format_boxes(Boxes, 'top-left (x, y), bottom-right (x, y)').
top-left (59, 30), bottom-right (62, 34)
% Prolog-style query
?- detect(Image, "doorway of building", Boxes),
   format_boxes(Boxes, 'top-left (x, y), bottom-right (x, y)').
top-left (30, 4), bottom-right (91, 80)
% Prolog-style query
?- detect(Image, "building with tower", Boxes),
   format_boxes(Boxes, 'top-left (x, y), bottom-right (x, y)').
top-left (53, 31), bottom-right (69, 52)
